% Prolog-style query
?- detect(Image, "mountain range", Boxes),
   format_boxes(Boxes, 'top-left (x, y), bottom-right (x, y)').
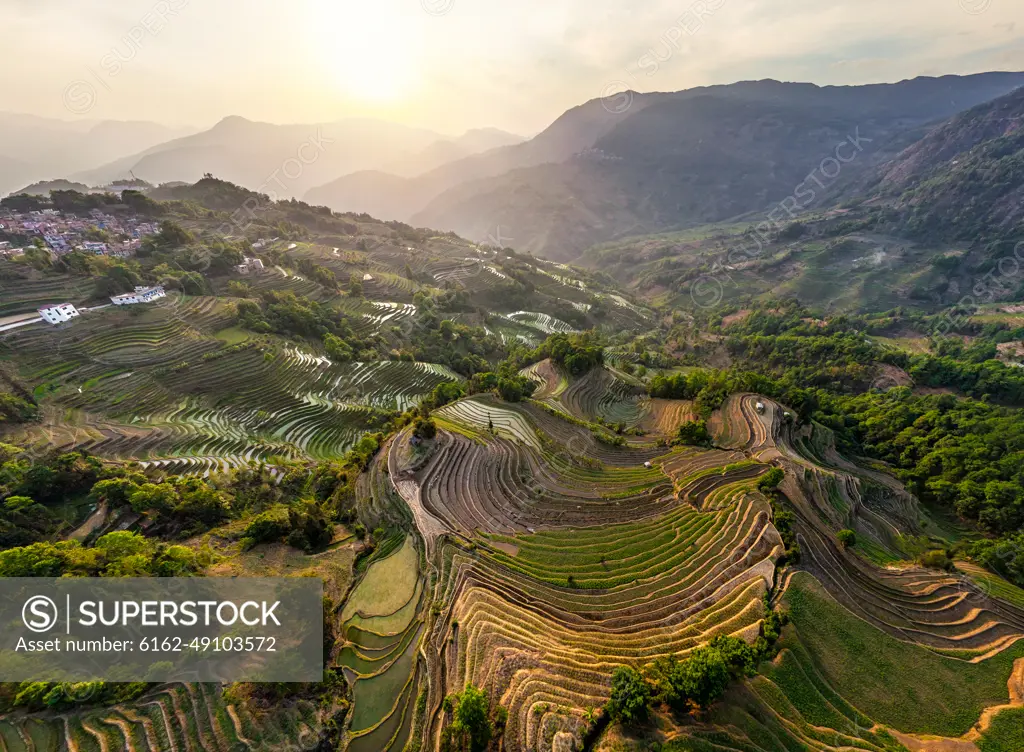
top-left (4, 71), bottom-right (1024, 270)
top-left (0, 113), bottom-right (194, 196)
top-left (69, 118), bottom-right (522, 199)
top-left (0, 114), bottom-right (522, 202)
top-left (395, 73), bottom-right (1024, 260)
top-left (572, 83), bottom-right (1024, 315)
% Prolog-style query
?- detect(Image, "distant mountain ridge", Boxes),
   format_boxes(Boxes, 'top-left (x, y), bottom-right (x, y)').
top-left (71, 117), bottom-right (522, 200)
top-left (856, 85), bottom-right (1024, 242)
top-left (304, 93), bottom-right (664, 221)
top-left (0, 113), bottom-right (193, 197)
top-left (400, 73), bottom-right (1024, 260)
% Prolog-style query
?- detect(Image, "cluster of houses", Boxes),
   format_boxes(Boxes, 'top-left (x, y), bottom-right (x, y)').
top-left (0, 207), bottom-right (159, 258)
top-left (37, 285), bottom-right (167, 327)
top-left (0, 241), bottom-right (25, 258)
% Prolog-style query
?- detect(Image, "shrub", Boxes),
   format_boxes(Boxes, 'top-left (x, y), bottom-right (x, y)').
top-left (496, 376), bottom-right (536, 402)
top-left (647, 645), bottom-right (732, 712)
top-left (919, 548), bottom-right (954, 571)
top-left (677, 420), bottom-right (711, 447)
top-left (413, 417), bottom-right (437, 440)
top-left (758, 467), bottom-right (785, 493)
top-left (605, 666), bottom-right (650, 726)
top-left (243, 505), bottom-right (292, 547)
top-left (287, 505), bottom-right (333, 552)
top-left (837, 529), bottom-right (856, 548)
top-left (444, 685), bottom-right (494, 752)
top-left (675, 645), bottom-right (732, 708)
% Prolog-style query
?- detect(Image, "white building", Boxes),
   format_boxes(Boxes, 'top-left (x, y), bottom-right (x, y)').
top-left (111, 285), bottom-right (166, 306)
top-left (38, 303), bottom-right (80, 325)
top-left (235, 257), bottom-right (265, 274)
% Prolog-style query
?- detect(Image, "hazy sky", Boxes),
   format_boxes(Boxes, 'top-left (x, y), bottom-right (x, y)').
top-left (3, 0), bottom-right (1022, 135)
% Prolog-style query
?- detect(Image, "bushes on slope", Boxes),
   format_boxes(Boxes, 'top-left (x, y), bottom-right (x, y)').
top-left (607, 615), bottom-right (788, 725)
top-left (606, 667), bottom-right (651, 727)
top-left (0, 531), bottom-right (202, 578)
top-left (241, 502), bottom-right (333, 552)
top-left (443, 684), bottom-right (504, 752)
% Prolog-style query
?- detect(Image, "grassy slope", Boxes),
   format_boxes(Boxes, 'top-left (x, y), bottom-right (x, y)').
top-left (978, 707), bottom-right (1024, 752)
top-left (776, 572), bottom-right (1024, 737)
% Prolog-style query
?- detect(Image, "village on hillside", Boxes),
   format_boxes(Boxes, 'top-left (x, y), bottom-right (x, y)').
top-left (0, 205), bottom-right (159, 259)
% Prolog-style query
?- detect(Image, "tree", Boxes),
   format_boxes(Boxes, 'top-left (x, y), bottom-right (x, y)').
top-left (758, 467), bottom-right (785, 493)
top-left (413, 417), bottom-right (437, 440)
top-left (677, 420), bottom-right (711, 446)
top-left (837, 529), bottom-right (856, 548)
top-left (129, 483), bottom-right (177, 514)
top-left (152, 220), bottom-right (194, 249)
top-left (645, 646), bottom-right (731, 712)
top-left (678, 648), bottom-right (728, 709)
top-left (0, 392), bottom-right (37, 424)
top-left (287, 504), bottom-right (333, 552)
top-left (605, 666), bottom-right (650, 726)
top-left (324, 334), bottom-right (354, 362)
top-left (90, 477), bottom-right (141, 507)
top-left (243, 505), bottom-right (291, 546)
top-left (174, 482), bottom-right (231, 525)
top-left (446, 685), bottom-right (493, 752)
top-left (496, 376), bottom-right (536, 403)
top-left (94, 531), bottom-right (149, 561)
top-left (426, 382), bottom-right (466, 410)
top-left (120, 190), bottom-right (163, 216)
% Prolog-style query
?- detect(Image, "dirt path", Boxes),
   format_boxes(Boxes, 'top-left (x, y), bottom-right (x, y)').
top-left (887, 657), bottom-right (1024, 751)
top-left (888, 730), bottom-right (978, 752)
top-left (388, 432), bottom-right (450, 555)
top-left (966, 657), bottom-right (1024, 739)
top-left (69, 500), bottom-right (108, 542)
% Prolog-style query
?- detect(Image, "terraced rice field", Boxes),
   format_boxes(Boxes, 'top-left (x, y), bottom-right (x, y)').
top-left (0, 270), bottom-right (98, 317)
top-left (499, 311), bottom-right (578, 336)
top-left (0, 683), bottom-right (323, 752)
top-left (555, 367), bottom-right (648, 427)
top-left (423, 486), bottom-right (779, 750)
top-left (706, 395), bottom-right (1024, 656)
top-left (363, 302), bottom-right (417, 328)
top-left (8, 261), bottom-right (1024, 752)
top-left (773, 573), bottom-right (1024, 737)
top-left (640, 397), bottom-right (697, 436)
top-left (520, 359), bottom-right (568, 402)
top-left (0, 298), bottom-right (461, 470)
top-left (378, 392), bottom-right (793, 750)
top-left (372, 386), bottom-right (1024, 751)
top-left (435, 397), bottom-right (543, 450)
top-left (339, 536), bottom-right (425, 752)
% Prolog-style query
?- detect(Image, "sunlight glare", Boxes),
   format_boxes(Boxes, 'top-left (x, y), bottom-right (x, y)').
top-left (314, 1), bottom-right (421, 102)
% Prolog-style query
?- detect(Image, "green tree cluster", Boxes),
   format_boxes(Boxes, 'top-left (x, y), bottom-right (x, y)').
top-left (606, 617), bottom-right (787, 726)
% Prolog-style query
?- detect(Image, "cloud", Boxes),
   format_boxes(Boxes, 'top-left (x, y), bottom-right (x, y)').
top-left (0, 0), bottom-right (1020, 134)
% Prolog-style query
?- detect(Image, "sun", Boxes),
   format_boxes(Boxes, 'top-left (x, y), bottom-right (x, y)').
top-left (314, 2), bottom-right (420, 103)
